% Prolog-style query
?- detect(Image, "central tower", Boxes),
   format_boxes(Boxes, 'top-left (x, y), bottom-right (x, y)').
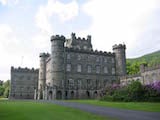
top-left (50, 35), bottom-right (65, 99)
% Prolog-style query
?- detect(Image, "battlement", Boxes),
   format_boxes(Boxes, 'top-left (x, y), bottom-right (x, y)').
top-left (11, 66), bottom-right (39, 73)
top-left (71, 33), bottom-right (91, 42)
top-left (142, 64), bottom-right (160, 72)
top-left (51, 35), bottom-right (65, 41)
top-left (112, 44), bottom-right (126, 50)
top-left (39, 52), bottom-right (50, 57)
top-left (65, 47), bottom-right (115, 56)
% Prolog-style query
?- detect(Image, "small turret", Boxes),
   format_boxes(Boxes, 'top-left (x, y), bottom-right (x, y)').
top-left (113, 44), bottom-right (126, 76)
top-left (38, 53), bottom-right (49, 99)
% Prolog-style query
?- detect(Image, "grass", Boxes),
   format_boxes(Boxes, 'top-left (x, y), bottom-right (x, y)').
top-left (0, 100), bottom-right (112, 120)
top-left (66, 100), bottom-right (160, 112)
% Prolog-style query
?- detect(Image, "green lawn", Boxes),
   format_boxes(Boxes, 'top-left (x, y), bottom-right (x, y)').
top-left (0, 100), bottom-right (111, 120)
top-left (66, 100), bottom-right (160, 112)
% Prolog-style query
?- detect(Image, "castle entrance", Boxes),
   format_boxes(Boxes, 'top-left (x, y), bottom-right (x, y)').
top-left (57, 91), bottom-right (62, 99)
top-left (48, 91), bottom-right (52, 100)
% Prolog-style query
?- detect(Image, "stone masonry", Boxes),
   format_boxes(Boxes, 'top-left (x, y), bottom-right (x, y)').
top-left (10, 33), bottom-right (126, 100)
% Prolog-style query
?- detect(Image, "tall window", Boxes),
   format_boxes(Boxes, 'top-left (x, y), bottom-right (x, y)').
top-left (87, 65), bottom-right (91, 73)
top-left (112, 68), bottom-right (115, 74)
top-left (96, 57), bottom-right (100, 62)
top-left (66, 64), bottom-right (71, 72)
top-left (77, 64), bottom-right (82, 72)
top-left (68, 79), bottom-right (74, 88)
top-left (112, 58), bottom-right (115, 63)
top-left (104, 58), bottom-right (107, 63)
top-left (96, 66), bottom-right (100, 73)
top-left (77, 79), bottom-right (81, 89)
top-left (77, 54), bottom-right (81, 60)
top-left (67, 54), bottom-right (70, 59)
top-left (104, 66), bottom-right (108, 73)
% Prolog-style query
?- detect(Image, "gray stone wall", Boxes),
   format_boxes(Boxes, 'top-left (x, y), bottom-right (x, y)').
top-left (120, 64), bottom-right (160, 85)
top-left (10, 67), bottom-right (39, 99)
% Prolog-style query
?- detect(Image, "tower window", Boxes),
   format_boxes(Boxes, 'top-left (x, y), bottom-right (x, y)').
top-left (66, 64), bottom-right (71, 72)
top-left (112, 68), bottom-right (115, 74)
top-left (104, 58), bottom-right (107, 63)
top-left (112, 58), bottom-right (115, 63)
top-left (67, 54), bottom-right (71, 59)
top-left (96, 57), bottom-right (100, 62)
top-left (104, 66), bottom-right (108, 73)
top-left (77, 64), bottom-right (82, 72)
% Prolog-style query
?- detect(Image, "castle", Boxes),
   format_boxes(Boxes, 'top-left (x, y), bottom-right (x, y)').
top-left (10, 33), bottom-right (126, 100)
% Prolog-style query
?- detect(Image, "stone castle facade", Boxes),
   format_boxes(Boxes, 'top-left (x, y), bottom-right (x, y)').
top-left (10, 33), bottom-right (126, 100)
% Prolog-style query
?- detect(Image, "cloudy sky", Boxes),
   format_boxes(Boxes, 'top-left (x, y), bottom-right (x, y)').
top-left (0, 0), bottom-right (160, 80)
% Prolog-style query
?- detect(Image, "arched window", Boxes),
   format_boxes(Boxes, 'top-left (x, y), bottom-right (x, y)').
top-left (66, 64), bottom-right (71, 72)
top-left (77, 64), bottom-right (82, 72)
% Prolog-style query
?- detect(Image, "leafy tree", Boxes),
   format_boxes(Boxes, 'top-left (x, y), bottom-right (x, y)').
top-left (2, 80), bottom-right (10, 98)
top-left (0, 86), bottom-right (5, 96)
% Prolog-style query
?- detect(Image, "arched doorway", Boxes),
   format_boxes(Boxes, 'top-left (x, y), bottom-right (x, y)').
top-left (71, 91), bottom-right (74, 99)
top-left (94, 91), bottom-right (97, 98)
top-left (86, 91), bottom-right (90, 99)
top-left (49, 91), bottom-right (53, 100)
top-left (65, 91), bottom-right (68, 99)
top-left (57, 91), bottom-right (62, 99)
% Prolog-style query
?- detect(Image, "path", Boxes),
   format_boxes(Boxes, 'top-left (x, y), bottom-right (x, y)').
top-left (40, 100), bottom-right (160, 120)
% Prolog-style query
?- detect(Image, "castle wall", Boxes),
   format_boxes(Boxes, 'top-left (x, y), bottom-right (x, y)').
top-left (120, 64), bottom-right (160, 85)
top-left (10, 67), bottom-right (39, 99)
top-left (64, 48), bottom-right (117, 99)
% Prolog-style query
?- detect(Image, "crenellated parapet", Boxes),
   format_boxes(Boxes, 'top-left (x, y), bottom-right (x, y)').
top-left (51, 35), bottom-right (65, 41)
top-left (65, 47), bottom-right (115, 56)
top-left (11, 66), bottom-right (39, 73)
top-left (71, 32), bottom-right (91, 42)
top-left (39, 52), bottom-right (50, 58)
top-left (112, 44), bottom-right (126, 50)
top-left (141, 64), bottom-right (160, 73)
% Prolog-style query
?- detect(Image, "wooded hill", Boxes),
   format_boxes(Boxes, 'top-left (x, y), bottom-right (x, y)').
top-left (126, 50), bottom-right (160, 75)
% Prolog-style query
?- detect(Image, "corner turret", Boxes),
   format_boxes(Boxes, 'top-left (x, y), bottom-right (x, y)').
top-left (113, 44), bottom-right (126, 76)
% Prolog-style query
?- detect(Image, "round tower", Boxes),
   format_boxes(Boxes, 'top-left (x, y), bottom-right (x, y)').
top-left (113, 44), bottom-right (126, 76)
top-left (50, 35), bottom-right (65, 99)
top-left (38, 53), bottom-right (49, 99)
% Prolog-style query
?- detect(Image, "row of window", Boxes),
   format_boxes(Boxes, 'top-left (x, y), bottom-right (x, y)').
top-left (67, 54), bottom-right (115, 63)
top-left (66, 64), bottom-right (115, 74)
top-left (67, 79), bottom-right (112, 89)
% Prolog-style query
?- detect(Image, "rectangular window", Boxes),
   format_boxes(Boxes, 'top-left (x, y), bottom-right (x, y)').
top-left (66, 64), bottom-right (71, 72)
top-left (67, 54), bottom-right (70, 59)
top-left (87, 65), bottom-right (91, 73)
top-left (96, 66), bottom-right (100, 73)
top-left (77, 64), bottom-right (82, 72)
top-left (104, 67), bottom-right (108, 73)
top-left (112, 68), bottom-right (115, 74)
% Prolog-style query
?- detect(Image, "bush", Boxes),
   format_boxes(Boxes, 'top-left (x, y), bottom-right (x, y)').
top-left (101, 80), bottom-right (160, 102)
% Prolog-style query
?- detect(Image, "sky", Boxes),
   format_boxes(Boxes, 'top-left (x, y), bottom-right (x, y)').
top-left (0, 0), bottom-right (160, 81)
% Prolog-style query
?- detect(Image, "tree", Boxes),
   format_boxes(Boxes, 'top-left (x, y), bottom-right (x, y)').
top-left (0, 86), bottom-right (5, 96)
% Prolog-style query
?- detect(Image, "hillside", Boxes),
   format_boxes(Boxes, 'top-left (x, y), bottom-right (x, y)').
top-left (126, 50), bottom-right (160, 75)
